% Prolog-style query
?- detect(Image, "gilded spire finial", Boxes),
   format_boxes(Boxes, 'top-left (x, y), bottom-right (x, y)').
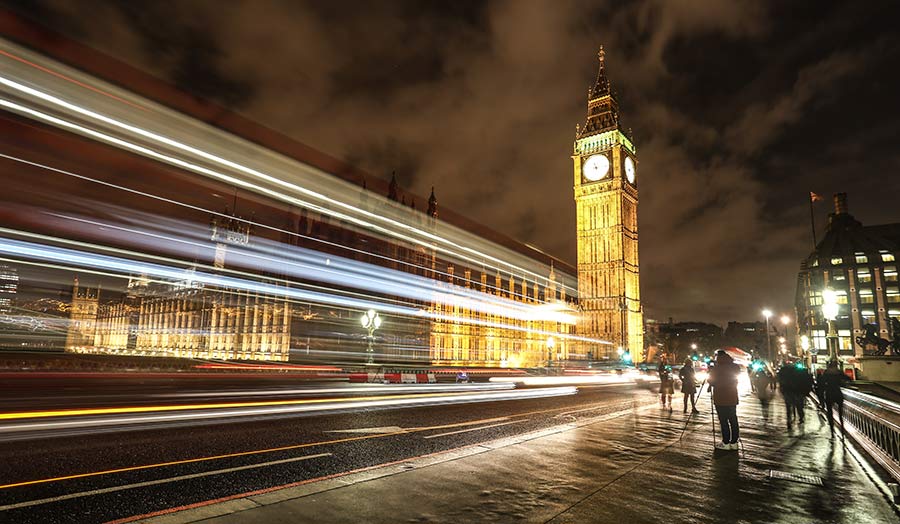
top-left (598, 45), bottom-right (605, 63)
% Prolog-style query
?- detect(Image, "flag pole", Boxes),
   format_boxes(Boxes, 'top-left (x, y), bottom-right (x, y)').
top-left (809, 193), bottom-right (818, 249)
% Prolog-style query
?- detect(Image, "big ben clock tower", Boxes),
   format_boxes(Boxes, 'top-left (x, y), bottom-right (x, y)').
top-left (573, 46), bottom-right (643, 362)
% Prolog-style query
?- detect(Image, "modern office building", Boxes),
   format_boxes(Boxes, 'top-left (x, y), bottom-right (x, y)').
top-left (795, 193), bottom-right (900, 362)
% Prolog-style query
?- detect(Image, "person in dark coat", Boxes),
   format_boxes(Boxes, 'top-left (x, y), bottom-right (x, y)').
top-left (679, 358), bottom-right (700, 414)
top-left (777, 363), bottom-right (799, 427)
top-left (708, 350), bottom-right (740, 450)
top-left (818, 360), bottom-right (848, 435)
top-left (658, 356), bottom-right (675, 412)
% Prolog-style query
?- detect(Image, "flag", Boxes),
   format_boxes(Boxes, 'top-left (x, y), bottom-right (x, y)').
top-left (810, 191), bottom-right (823, 202)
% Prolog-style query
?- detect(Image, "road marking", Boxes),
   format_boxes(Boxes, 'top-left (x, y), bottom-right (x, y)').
top-left (0, 397), bottom-right (626, 491)
top-left (326, 426), bottom-right (408, 434)
top-left (0, 452), bottom-right (331, 512)
top-left (423, 419), bottom-right (527, 439)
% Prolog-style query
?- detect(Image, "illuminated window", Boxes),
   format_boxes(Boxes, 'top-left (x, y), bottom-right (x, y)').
top-left (838, 329), bottom-right (852, 350)
top-left (881, 251), bottom-right (896, 262)
top-left (857, 268), bottom-right (872, 283)
top-left (887, 287), bottom-right (900, 303)
top-left (832, 272), bottom-right (846, 281)
top-left (861, 310), bottom-right (876, 323)
top-left (859, 288), bottom-right (875, 304)
top-left (885, 266), bottom-right (898, 282)
top-left (835, 289), bottom-right (848, 305)
top-left (890, 309), bottom-right (900, 320)
top-left (812, 329), bottom-right (826, 352)
top-left (831, 257), bottom-right (843, 265)
top-left (855, 252), bottom-right (868, 264)
top-left (811, 259), bottom-right (819, 267)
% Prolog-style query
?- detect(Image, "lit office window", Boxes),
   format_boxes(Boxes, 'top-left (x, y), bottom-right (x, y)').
top-left (887, 287), bottom-right (900, 303)
top-left (832, 272), bottom-right (846, 281)
top-left (838, 329), bottom-right (853, 350)
top-left (881, 251), bottom-right (896, 262)
top-left (857, 268), bottom-right (872, 283)
top-left (861, 310), bottom-right (876, 323)
top-left (859, 288), bottom-right (875, 304)
top-left (831, 257), bottom-right (843, 265)
top-left (855, 252), bottom-right (868, 264)
top-left (885, 266), bottom-right (898, 282)
top-left (835, 289), bottom-right (848, 305)
top-left (889, 309), bottom-right (900, 320)
top-left (812, 329), bottom-right (826, 351)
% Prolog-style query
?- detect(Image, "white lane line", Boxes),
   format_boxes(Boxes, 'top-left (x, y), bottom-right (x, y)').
top-left (423, 420), bottom-right (527, 439)
top-left (0, 452), bottom-right (331, 512)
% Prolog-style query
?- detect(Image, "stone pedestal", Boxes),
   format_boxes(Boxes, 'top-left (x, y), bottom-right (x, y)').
top-left (857, 355), bottom-right (900, 382)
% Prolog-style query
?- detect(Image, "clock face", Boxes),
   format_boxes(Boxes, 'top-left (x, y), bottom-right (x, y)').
top-left (624, 156), bottom-right (636, 184)
top-left (583, 154), bottom-right (610, 182)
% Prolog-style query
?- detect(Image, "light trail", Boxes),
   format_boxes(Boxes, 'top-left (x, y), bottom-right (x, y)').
top-left (0, 230), bottom-right (610, 344)
top-left (0, 89), bottom-right (569, 296)
top-left (0, 387), bottom-right (578, 442)
top-left (0, 41), bottom-right (579, 296)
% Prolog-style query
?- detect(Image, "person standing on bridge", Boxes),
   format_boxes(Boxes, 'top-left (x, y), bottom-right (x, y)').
top-left (818, 359), bottom-right (847, 436)
top-left (658, 355), bottom-right (675, 412)
top-left (679, 358), bottom-right (700, 414)
top-left (709, 350), bottom-right (740, 450)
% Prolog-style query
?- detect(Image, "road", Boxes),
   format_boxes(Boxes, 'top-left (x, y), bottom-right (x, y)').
top-left (0, 376), bottom-right (655, 524)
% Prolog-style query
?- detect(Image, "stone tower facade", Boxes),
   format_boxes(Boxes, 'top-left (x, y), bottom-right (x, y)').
top-left (572, 47), bottom-right (643, 361)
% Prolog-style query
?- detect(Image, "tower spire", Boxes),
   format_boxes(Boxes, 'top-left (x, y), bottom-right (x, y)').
top-left (388, 171), bottom-right (399, 201)
top-left (427, 186), bottom-right (437, 218)
top-left (590, 45), bottom-right (611, 99)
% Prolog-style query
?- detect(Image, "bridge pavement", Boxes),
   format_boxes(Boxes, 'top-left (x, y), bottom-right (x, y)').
top-left (129, 389), bottom-right (899, 524)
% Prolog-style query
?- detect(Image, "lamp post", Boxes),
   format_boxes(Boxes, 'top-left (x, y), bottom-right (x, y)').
top-left (547, 336), bottom-right (556, 370)
top-left (800, 334), bottom-right (811, 368)
top-left (360, 309), bottom-right (381, 365)
top-left (821, 288), bottom-right (839, 362)
top-left (762, 309), bottom-right (773, 362)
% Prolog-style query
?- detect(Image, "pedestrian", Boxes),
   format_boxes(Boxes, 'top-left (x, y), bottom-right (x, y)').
top-left (658, 356), bottom-right (674, 412)
top-left (753, 368), bottom-right (772, 421)
top-left (792, 365), bottom-right (814, 425)
top-left (708, 349), bottom-right (740, 450)
top-left (818, 360), bottom-right (847, 436)
top-left (679, 358), bottom-right (700, 414)
top-left (777, 362), bottom-right (798, 427)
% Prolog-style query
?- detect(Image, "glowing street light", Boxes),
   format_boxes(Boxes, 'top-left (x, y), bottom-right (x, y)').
top-left (780, 315), bottom-right (791, 326)
top-left (360, 309), bottom-right (382, 365)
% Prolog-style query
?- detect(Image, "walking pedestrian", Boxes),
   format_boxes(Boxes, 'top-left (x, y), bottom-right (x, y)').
top-left (753, 368), bottom-right (772, 421)
top-left (818, 360), bottom-right (847, 436)
top-left (679, 358), bottom-right (700, 414)
top-left (777, 362), bottom-right (798, 427)
top-left (709, 350), bottom-right (740, 450)
top-left (658, 356), bottom-right (674, 412)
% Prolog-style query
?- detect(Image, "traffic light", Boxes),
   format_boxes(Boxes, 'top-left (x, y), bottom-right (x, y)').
top-left (691, 354), bottom-right (699, 361)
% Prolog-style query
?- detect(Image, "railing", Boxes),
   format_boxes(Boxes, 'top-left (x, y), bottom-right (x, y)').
top-left (840, 388), bottom-right (900, 484)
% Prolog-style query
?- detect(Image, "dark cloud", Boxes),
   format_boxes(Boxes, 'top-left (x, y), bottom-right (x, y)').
top-left (5, 0), bottom-right (900, 325)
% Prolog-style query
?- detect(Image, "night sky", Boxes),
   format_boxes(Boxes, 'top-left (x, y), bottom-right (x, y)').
top-left (4, 0), bottom-right (900, 325)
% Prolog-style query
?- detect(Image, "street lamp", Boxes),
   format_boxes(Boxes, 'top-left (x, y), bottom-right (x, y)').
top-left (360, 309), bottom-right (382, 365)
top-left (547, 336), bottom-right (556, 369)
top-left (821, 288), bottom-right (840, 362)
top-left (800, 334), bottom-right (811, 368)
top-left (762, 309), bottom-right (773, 361)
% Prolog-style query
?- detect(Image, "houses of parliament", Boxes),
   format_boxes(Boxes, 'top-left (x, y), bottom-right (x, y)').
top-left (65, 48), bottom-right (642, 367)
